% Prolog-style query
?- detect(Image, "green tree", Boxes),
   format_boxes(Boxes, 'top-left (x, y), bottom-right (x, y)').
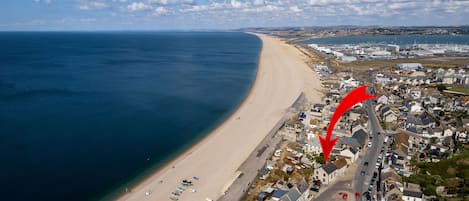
top-left (436, 84), bottom-right (447, 91)
top-left (315, 154), bottom-right (324, 164)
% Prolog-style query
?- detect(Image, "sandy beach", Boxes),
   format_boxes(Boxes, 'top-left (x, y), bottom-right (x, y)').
top-left (117, 33), bottom-right (323, 201)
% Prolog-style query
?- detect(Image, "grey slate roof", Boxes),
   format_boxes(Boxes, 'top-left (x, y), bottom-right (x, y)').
top-left (352, 129), bottom-right (368, 147)
top-left (406, 127), bottom-right (418, 133)
top-left (349, 147), bottom-right (358, 154)
top-left (280, 189), bottom-right (301, 201)
top-left (280, 181), bottom-right (309, 201)
top-left (403, 189), bottom-right (423, 198)
top-left (340, 137), bottom-right (361, 148)
top-left (406, 116), bottom-right (423, 126)
top-left (322, 162), bottom-right (337, 174)
top-left (272, 189), bottom-right (288, 199)
top-left (419, 113), bottom-right (434, 125)
top-left (381, 107), bottom-right (390, 116)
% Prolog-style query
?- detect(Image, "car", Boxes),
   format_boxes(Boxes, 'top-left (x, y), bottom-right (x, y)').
top-left (360, 171), bottom-right (365, 176)
top-left (310, 186), bottom-right (320, 192)
top-left (363, 192), bottom-right (371, 201)
top-left (373, 171), bottom-right (378, 178)
top-left (313, 180), bottom-right (322, 187)
top-left (368, 141), bottom-right (372, 147)
top-left (364, 162), bottom-right (369, 166)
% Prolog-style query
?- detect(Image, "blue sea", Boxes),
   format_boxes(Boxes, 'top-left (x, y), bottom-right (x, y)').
top-left (300, 34), bottom-right (469, 45)
top-left (0, 32), bottom-right (261, 201)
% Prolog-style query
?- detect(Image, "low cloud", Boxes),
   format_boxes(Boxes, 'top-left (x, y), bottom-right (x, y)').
top-left (155, 6), bottom-right (168, 15)
top-left (127, 2), bottom-right (152, 12)
top-left (79, 1), bottom-right (108, 10)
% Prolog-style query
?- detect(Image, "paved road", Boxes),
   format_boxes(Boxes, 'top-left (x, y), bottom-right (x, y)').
top-left (313, 88), bottom-right (385, 201)
top-left (352, 92), bottom-right (385, 201)
top-left (312, 156), bottom-right (359, 201)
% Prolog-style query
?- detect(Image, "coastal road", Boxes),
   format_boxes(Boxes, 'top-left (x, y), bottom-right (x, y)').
top-left (352, 95), bottom-right (385, 201)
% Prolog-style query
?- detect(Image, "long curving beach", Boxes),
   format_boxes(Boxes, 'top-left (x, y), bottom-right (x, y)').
top-left (117, 33), bottom-right (323, 201)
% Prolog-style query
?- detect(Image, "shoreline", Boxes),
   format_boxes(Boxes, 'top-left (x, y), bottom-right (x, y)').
top-left (108, 32), bottom-right (262, 201)
top-left (116, 33), bottom-right (323, 201)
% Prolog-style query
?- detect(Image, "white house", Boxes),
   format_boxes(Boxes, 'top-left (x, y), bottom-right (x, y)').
top-left (443, 128), bottom-right (454, 138)
top-left (456, 131), bottom-right (468, 143)
top-left (377, 95), bottom-right (389, 104)
top-left (409, 90), bottom-right (422, 100)
top-left (410, 104), bottom-right (424, 114)
top-left (383, 110), bottom-right (398, 123)
top-left (333, 158), bottom-right (348, 177)
top-left (314, 163), bottom-right (337, 185)
top-left (306, 133), bottom-right (321, 155)
top-left (339, 147), bottom-right (359, 162)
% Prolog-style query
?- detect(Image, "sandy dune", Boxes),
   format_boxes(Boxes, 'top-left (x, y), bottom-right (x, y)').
top-left (117, 33), bottom-right (322, 201)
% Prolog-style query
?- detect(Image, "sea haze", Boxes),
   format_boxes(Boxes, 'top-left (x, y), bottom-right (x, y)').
top-left (0, 32), bottom-right (261, 201)
top-left (300, 34), bottom-right (469, 45)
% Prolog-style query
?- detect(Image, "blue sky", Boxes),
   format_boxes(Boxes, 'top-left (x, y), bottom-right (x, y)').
top-left (1, 0), bottom-right (468, 30)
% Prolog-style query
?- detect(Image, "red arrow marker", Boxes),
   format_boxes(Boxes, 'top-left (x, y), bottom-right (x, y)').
top-left (319, 85), bottom-right (376, 163)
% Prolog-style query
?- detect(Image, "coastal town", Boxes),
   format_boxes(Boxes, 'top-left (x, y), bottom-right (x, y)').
top-left (217, 31), bottom-right (469, 201)
top-left (3, 1), bottom-right (469, 201)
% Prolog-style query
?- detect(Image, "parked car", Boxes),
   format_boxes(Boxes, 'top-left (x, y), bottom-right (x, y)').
top-left (310, 186), bottom-right (320, 192)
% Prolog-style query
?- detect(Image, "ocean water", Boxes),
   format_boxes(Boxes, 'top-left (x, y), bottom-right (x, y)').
top-left (0, 32), bottom-right (261, 201)
top-left (301, 34), bottom-right (469, 45)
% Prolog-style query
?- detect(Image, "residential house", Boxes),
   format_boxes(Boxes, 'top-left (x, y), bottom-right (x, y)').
top-left (381, 106), bottom-right (398, 123)
top-left (348, 109), bottom-right (364, 122)
top-left (402, 190), bottom-right (424, 201)
top-left (351, 128), bottom-right (368, 149)
top-left (382, 168), bottom-right (404, 201)
top-left (377, 95), bottom-right (389, 104)
top-left (409, 89), bottom-right (422, 100)
top-left (279, 181), bottom-right (309, 201)
top-left (305, 133), bottom-right (322, 155)
top-left (402, 185), bottom-right (424, 201)
top-left (314, 163), bottom-right (337, 185)
top-left (456, 130), bottom-right (468, 143)
top-left (272, 189), bottom-right (288, 201)
top-left (339, 147), bottom-right (359, 162)
top-left (333, 158), bottom-right (348, 177)
top-left (338, 128), bottom-right (368, 150)
top-left (443, 128), bottom-right (454, 138)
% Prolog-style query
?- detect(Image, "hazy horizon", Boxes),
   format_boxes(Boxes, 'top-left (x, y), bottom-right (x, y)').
top-left (1, 0), bottom-right (468, 31)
